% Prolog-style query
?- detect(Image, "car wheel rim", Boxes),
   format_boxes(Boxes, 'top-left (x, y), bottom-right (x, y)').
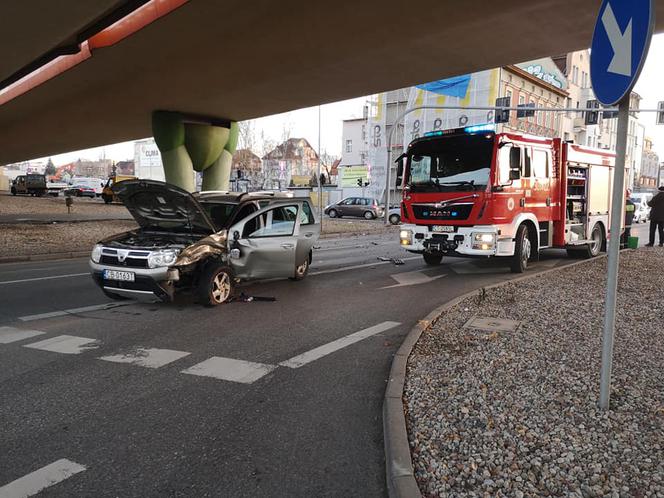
top-left (365, 212), bottom-right (372, 219)
top-left (296, 259), bottom-right (308, 277)
top-left (211, 272), bottom-right (231, 303)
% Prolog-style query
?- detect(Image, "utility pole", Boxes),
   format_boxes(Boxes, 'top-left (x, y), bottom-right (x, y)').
top-left (318, 105), bottom-right (323, 231)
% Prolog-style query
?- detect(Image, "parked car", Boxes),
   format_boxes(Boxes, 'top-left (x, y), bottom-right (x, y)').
top-left (70, 177), bottom-right (105, 197)
top-left (10, 174), bottom-right (47, 196)
top-left (102, 175), bottom-right (137, 203)
top-left (631, 193), bottom-right (653, 223)
top-left (388, 206), bottom-right (401, 225)
top-left (324, 197), bottom-right (383, 219)
top-left (65, 185), bottom-right (96, 198)
top-left (89, 180), bottom-right (320, 305)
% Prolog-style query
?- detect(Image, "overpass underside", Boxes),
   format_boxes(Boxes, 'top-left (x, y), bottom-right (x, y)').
top-left (1, 0), bottom-right (663, 188)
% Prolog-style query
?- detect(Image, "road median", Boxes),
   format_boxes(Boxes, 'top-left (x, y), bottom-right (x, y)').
top-left (385, 249), bottom-right (664, 497)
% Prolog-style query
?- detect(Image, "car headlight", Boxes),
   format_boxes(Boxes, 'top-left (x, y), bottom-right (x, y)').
top-left (472, 233), bottom-right (496, 250)
top-left (147, 249), bottom-right (181, 268)
top-left (91, 244), bottom-right (103, 263)
top-left (400, 230), bottom-right (412, 246)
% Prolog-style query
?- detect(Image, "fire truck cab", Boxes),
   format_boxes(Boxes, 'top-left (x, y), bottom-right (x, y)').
top-left (397, 125), bottom-right (618, 273)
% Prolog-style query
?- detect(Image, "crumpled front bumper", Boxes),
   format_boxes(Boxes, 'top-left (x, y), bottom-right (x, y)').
top-left (89, 260), bottom-right (176, 301)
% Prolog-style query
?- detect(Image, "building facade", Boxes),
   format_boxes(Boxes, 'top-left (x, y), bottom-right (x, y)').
top-left (639, 137), bottom-right (660, 189)
top-left (262, 138), bottom-right (319, 188)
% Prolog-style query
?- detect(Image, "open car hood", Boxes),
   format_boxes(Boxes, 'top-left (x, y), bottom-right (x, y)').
top-left (112, 180), bottom-right (217, 234)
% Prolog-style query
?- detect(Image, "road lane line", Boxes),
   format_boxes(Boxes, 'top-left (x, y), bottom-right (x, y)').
top-left (100, 348), bottom-right (191, 368)
top-left (24, 335), bottom-right (100, 354)
top-left (18, 302), bottom-right (130, 322)
top-left (182, 357), bottom-right (277, 384)
top-left (0, 458), bottom-right (85, 498)
top-left (310, 257), bottom-right (420, 276)
top-left (279, 321), bottom-right (401, 369)
top-left (0, 327), bottom-right (45, 344)
top-left (0, 273), bottom-right (88, 285)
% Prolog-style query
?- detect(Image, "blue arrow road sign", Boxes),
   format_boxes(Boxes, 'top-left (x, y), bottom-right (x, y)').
top-left (591, 0), bottom-right (655, 106)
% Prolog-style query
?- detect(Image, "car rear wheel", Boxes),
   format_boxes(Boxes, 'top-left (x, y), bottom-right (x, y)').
top-left (364, 211), bottom-right (375, 220)
top-left (290, 254), bottom-right (310, 281)
top-left (581, 224), bottom-right (604, 259)
top-left (423, 252), bottom-right (443, 266)
top-left (197, 264), bottom-right (234, 306)
top-left (389, 214), bottom-right (401, 225)
top-left (328, 209), bottom-right (338, 218)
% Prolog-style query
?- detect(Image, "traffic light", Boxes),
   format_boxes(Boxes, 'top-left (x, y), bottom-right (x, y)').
top-left (585, 100), bottom-right (601, 125)
top-left (357, 178), bottom-right (363, 187)
top-left (495, 96), bottom-right (511, 123)
top-left (517, 103), bottom-right (535, 119)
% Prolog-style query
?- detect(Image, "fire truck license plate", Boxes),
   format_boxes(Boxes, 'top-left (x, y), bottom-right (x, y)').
top-left (432, 225), bottom-right (455, 233)
top-left (103, 270), bottom-right (135, 282)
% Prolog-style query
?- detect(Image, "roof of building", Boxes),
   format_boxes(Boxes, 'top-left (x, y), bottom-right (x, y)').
top-left (262, 138), bottom-right (319, 161)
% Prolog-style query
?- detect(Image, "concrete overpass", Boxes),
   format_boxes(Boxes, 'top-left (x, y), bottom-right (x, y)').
top-left (1, 0), bottom-right (663, 166)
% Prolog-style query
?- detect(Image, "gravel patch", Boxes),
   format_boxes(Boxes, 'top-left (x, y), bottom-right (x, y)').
top-left (320, 218), bottom-right (398, 238)
top-left (405, 249), bottom-right (664, 497)
top-left (0, 191), bottom-right (127, 217)
top-left (0, 221), bottom-right (138, 257)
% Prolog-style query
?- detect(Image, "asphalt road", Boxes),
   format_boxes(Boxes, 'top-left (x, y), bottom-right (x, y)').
top-left (0, 226), bottom-right (649, 497)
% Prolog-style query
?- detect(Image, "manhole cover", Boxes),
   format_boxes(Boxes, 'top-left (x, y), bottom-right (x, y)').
top-left (464, 316), bottom-right (520, 332)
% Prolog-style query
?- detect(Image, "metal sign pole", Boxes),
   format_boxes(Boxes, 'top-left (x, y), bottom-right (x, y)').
top-left (599, 94), bottom-right (630, 410)
top-left (318, 105), bottom-right (323, 231)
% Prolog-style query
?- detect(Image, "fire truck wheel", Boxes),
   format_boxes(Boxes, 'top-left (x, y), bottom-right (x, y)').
top-left (423, 252), bottom-right (443, 266)
top-left (510, 224), bottom-right (531, 273)
top-left (583, 224), bottom-right (604, 259)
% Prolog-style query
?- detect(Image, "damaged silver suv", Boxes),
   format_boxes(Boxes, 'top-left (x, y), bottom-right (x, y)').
top-left (89, 180), bottom-right (320, 305)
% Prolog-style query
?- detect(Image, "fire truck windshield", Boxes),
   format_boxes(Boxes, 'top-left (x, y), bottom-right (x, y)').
top-left (406, 133), bottom-right (494, 192)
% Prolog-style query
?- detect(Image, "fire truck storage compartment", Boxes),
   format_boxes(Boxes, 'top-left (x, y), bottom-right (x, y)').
top-left (566, 164), bottom-right (588, 240)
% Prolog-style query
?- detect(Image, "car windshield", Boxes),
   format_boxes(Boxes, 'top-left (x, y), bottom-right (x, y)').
top-left (199, 201), bottom-right (238, 229)
top-left (406, 133), bottom-right (494, 192)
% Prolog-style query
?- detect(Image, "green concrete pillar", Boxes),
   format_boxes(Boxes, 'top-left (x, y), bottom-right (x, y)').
top-left (152, 111), bottom-right (238, 192)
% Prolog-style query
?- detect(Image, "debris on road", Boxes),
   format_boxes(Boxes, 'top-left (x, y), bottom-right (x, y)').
top-left (405, 249), bottom-right (664, 497)
top-left (377, 256), bottom-right (405, 265)
top-left (230, 293), bottom-right (277, 303)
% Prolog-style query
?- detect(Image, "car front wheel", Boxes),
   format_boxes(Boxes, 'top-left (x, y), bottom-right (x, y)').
top-left (290, 254), bottom-right (310, 281)
top-left (197, 264), bottom-right (234, 306)
top-left (510, 224), bottom-right (531, 273)
top-left (389, 214), bottom-right (400, 225)
top-left (328, 209), bottom-right (338, 218)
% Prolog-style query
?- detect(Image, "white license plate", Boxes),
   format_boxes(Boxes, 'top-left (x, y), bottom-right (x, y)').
top-left (432, 225), bottom-right (455, 233)
top-left (103, 270), bottom-right (135, 282)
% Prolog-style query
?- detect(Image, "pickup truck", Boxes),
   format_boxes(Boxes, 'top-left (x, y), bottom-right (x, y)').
top-left (46, 180), bottom-right (70, 196)
top-left (11, 174), bottom-right (47, 196)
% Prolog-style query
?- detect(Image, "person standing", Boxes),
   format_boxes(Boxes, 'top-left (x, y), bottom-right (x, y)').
top-left (622, 189), bottom-right (635, 248)
top-left (646, 185), bottom-right (664, 247)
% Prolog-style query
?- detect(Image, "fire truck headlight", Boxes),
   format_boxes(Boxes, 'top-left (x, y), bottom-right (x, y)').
top-left (472, 233), bottom-right (495, 250)
top-left (400, 230), bottom-right (412, 246)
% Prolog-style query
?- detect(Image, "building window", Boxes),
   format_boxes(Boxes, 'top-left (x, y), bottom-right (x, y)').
top-left (346, 140), bottom-right (352, 153)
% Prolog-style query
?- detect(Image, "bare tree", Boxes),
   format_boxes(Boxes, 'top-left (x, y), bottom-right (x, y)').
top-left (237, 120), bottom-right (256, 151)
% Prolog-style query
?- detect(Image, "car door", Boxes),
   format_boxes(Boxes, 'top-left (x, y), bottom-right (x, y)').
top-left (227, 203), bottom-right (300, 279)
top-left (336, 198), bottom-right (352, 216)
top-left (296, 200), bottom-right (321, 264)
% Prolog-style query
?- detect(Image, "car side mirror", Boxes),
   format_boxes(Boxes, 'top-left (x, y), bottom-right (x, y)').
top-left (233, 230), bottom-right (240, 241)
top-left (509, 147), bottom-right (521, 180)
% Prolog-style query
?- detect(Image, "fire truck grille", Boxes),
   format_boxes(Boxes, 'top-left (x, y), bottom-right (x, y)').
top-left (412, 204), bottom-right (473, 221)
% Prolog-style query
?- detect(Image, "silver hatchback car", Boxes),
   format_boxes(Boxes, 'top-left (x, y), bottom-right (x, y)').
top-left (89, 180), bottom-right (320, 305)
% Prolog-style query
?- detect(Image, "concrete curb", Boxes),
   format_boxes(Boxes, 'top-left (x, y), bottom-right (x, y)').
top-left (383, 254), bottom-right (611, 498)
top-left (0, 251), bottom-right (90, 264)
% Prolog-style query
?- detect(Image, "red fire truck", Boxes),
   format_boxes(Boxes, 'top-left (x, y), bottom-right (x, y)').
top-left (397, 124), bottom-right (619, 273)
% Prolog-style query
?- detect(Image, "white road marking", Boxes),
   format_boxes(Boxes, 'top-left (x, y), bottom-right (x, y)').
top-left (0, 458), bottom-right (85, 498)
top-left (24, 335), bottom-right (99, 355)
top-left (0, 327), bottom-right (45, 344)
top-left (0, 273), bottom-right (88, 285)
top-left (100, 348), bottom-right (191, 369)
top-left (310, 257), bottom-right (419, 276)
top-left (18, 302), bottom-right (130, 322)
top-left (380, 270), bottom-right (446, 289)
top-left (182, 357), bottom-right (277, 384)
top-left (280, 321), bottom-right (401, 369)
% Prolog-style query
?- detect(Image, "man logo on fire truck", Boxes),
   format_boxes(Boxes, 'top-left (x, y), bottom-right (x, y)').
top-left (397, 125), bottom-right (618, 273)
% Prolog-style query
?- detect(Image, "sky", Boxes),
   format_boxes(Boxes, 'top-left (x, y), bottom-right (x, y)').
top-left (33, 34), bottom-right (664, 166)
